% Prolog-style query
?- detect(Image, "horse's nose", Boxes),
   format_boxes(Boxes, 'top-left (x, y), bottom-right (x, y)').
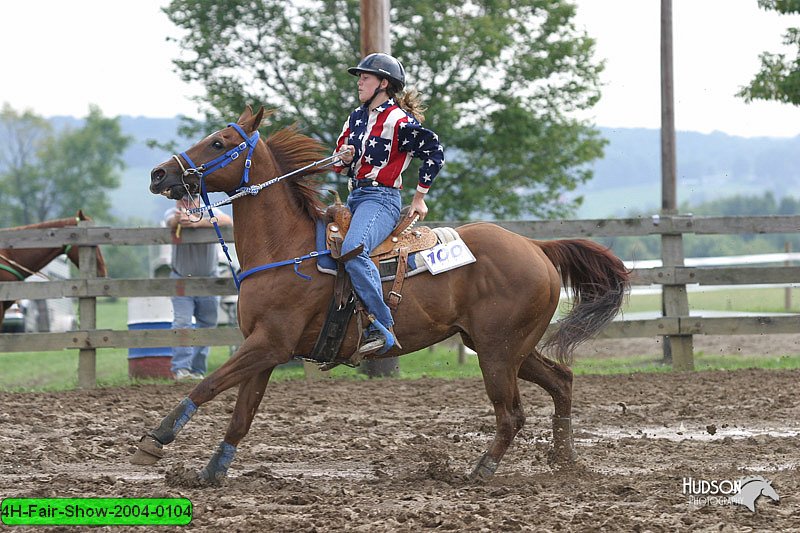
top-left (150, 166), bottom-right (166, 185)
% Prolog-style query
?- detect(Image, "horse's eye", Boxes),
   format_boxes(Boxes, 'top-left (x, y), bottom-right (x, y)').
top-left (212, 140), bottom-right (224, 150)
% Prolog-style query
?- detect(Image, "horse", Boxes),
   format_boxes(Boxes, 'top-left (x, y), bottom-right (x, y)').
top-left (136, 106), bottom-right (630, 484)
top-left (0, 210), bottom-right (108, 330)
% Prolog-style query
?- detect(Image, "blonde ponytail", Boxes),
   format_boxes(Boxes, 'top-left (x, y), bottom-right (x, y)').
top-left (389, 86), bottom-right (427, 123)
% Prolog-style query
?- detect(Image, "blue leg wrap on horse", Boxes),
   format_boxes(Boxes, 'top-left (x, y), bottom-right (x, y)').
top-left (199, 441), bottom-right (237, 483)
top-left (150, 398), bottom-right (197, 445)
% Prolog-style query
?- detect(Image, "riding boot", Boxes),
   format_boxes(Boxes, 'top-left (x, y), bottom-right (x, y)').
top-left (357, 326), bottom-right (401, 356)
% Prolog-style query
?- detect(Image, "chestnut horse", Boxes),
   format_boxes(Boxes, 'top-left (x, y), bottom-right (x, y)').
top-left (136, 107), bottom-right (629, 484)
top-left (0, 210), bottom-right (107, 329)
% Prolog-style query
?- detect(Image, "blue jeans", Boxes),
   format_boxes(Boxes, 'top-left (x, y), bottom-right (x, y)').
top-left (342, 187), bottom-right (401, 330)
top-left (170, 272), bottom-right (219, 375)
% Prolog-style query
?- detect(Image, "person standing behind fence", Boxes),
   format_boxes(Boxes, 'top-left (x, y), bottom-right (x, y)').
top-left (164, 194), bottom-right (232, 380)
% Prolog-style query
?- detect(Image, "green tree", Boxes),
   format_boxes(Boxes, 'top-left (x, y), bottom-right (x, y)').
top-left (738, 0), bottom-right (800, 105)
top-left (164, 0), bottom-right (605, 220)
top-left (0, 104), bottom-right (131, 226)
top-left (0, 104), bottom-right (52, 226)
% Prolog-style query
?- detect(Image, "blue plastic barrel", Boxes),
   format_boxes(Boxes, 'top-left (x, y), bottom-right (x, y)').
top-left (127, 297), bottom-right (174, 379)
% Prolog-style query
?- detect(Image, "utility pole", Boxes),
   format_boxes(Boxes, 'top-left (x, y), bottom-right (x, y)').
top-left (359, 0), bottom-right (399, 378)
top-left (660, 0), bottom-right (694, 370)
top-left (361, 0), bottom-right (390, 54)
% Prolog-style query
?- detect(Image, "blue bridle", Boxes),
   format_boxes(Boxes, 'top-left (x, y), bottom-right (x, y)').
top-left (172, 123), bottom-right (330, 290)
top-left (175, 122), bottom-right (260, 195)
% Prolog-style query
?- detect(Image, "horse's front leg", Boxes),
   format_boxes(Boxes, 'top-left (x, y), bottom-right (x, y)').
top-left (130, 332), bottom-right (274, 466)
top-left (130, 397), bottom-right (197, 465)
top-left (198, 369), bottom-right (273, 484)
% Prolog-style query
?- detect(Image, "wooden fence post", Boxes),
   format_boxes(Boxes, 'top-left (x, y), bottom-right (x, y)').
top-left (77, 221), bottom-right (99, 388)
top-left (660, 0), bottom-right (693, 370)
top-left (785, 242), bottom-right (792, 311)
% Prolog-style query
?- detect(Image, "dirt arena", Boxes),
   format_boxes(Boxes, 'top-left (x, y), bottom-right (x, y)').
top-left (1, 338), bottom-right (799, 531)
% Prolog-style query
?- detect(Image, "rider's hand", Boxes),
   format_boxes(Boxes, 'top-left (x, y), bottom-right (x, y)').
top-left (339, 144), bottom-right (355, 165)
top-left (409, 191), bottom-right (428, 221)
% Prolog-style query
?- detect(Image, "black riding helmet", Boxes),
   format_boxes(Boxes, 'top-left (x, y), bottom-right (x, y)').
top-left (348, 53), bottom-right (406, 91)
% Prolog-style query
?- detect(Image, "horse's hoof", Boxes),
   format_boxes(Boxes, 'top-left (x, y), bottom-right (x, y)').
top-left (130, 448), bottom-right (161, 465)
top-left (548, 416), bottom-right (577, 466)
top-left (469, 453), bottom-right (498, 481)
top-left (130, 436), bottom-right (164, 465)
top-left (546, 445), bottom-right (577, 466)
top-left (197, 467), bottom-right (225, 486)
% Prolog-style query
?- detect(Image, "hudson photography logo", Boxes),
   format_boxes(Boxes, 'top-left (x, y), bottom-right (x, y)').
top-left (682, 476), bottom-right (780, 512)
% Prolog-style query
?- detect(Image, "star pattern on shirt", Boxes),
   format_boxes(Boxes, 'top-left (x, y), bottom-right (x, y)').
top-left (364, 136), bottom-right (391, 167)
top-left (336, 100), bottom-right (444, 189)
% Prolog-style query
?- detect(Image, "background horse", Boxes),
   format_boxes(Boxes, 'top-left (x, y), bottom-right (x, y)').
top-left (0, 210), bottom-right (107, 329)
top-left (137, 107), bottom-right (630, 484)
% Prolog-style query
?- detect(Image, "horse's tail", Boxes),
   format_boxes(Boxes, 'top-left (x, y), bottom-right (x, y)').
top-left (537, 239), bottom-right (631, 366)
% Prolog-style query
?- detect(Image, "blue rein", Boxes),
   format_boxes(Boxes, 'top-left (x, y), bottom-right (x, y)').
top-left (174, 123), bottom-right (328, 290)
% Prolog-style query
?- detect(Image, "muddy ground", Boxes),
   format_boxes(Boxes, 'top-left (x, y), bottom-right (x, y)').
top-left (1, 338), bottom-right (799, 532)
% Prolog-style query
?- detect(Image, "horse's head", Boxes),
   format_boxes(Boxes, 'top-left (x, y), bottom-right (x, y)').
top-left (732, 476), bottom-right (780, 512)
top-left (64, 210), bottom-right (108, 277)
top-left (150, 106), bottom-right (268, 200)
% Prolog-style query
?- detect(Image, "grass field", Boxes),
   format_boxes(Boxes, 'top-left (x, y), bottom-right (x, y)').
top-left (2, 289), bottom-right (800, 392)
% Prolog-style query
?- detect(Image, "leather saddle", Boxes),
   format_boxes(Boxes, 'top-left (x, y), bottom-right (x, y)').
top-left (307, 196), bottom-right (445, 368)
top-left (324, 199), bottom-right (437, 262)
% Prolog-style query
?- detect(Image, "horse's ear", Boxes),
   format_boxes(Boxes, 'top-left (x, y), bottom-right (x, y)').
top-left (237, 106), bottom-right (254, 124)
top-left (252, 106), bottom-right (266, 131)
top-left (238, 106), bottom-right (272, 134)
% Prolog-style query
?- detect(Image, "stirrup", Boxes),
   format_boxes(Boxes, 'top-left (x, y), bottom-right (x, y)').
top-left (357, 333), bottom-right (386, 356)
top-left (357, 322), bottom-right (401, 357)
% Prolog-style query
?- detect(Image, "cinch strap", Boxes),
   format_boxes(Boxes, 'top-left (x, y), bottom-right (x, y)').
top-left (238, 250), bottom-right (332, 282)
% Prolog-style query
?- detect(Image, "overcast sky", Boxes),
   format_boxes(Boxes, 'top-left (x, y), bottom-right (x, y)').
top-left (2, 0), bottom-right (799, 137)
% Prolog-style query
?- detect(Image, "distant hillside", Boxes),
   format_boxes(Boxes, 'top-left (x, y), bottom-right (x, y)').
top-left (11, 116), bottom-right (800, 221)
top-left (48, 116), bottom-right (187, 222)
top-left (576, 128), bottom-right (800, 218)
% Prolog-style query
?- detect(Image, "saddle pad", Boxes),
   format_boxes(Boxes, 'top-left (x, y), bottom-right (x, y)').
top-left (315, 219), bottom-right (338, 274)
top-left (315, 221), bottom-right (464, 281)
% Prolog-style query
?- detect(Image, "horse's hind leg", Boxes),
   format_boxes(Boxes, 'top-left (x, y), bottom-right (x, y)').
top-left (471, 356), bottom-right (526, 481)
top-left (517, 350), bottom-right (576, 465)
top-left (199, 369), bottom-right (272, 484)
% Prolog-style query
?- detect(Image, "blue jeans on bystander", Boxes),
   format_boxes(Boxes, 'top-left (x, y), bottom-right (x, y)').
top-left (341, 186), bottom-right (401, 332)
top-left (170, 271), bottom-right (220, 376)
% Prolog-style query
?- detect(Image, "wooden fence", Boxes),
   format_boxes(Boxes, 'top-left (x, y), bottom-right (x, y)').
top-left (2, 214), bottom-right (799, 386)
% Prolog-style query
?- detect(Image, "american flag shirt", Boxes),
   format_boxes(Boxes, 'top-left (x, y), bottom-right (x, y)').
top-left (333, 98), bottom-right (445, 194)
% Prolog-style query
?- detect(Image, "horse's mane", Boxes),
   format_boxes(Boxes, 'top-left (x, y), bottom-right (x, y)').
top-left (264, 126), bottom-right (329, 221)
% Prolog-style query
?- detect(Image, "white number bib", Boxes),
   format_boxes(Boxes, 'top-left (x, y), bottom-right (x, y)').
top-left (421, 237), bottom-right (476, 275)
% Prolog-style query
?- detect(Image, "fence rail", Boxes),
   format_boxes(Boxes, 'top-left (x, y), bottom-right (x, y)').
top-left (2, 214), bottom-right (799, 385)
